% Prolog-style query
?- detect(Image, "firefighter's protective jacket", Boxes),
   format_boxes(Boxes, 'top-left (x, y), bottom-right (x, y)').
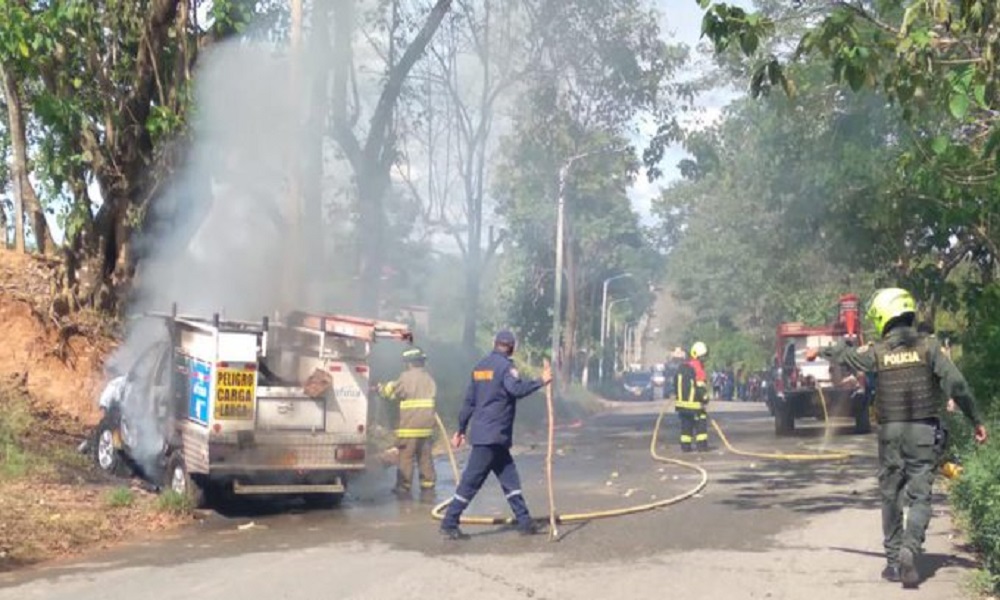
top-left (381, 367), bottom-right (437, 439)
top-left (457, 351), bottom-right (544, 448)
top-left (675, 357), bottom-right (709, 411)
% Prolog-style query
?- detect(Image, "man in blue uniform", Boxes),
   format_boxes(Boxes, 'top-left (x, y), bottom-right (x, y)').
top-left (439, 330), bottom-right (552, 540)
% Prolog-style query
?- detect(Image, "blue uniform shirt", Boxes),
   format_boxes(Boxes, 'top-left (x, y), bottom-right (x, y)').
top-left (457, 351), bottom-right (545, 447)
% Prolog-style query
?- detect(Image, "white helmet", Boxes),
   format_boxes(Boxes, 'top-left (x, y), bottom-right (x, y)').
top-left (690, 341), bottom-right (708, 359)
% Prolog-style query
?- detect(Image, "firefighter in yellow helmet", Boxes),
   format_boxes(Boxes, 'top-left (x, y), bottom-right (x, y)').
top-left (378, 347), bottom-right (437, 502)
top-left (809, 288), bottom-right (987, 588)
top-left (675, 341), bottom-right (711, 452)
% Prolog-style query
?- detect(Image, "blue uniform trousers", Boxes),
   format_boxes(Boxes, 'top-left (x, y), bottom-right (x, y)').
top-left (441, 444), bottom-right (531, 529)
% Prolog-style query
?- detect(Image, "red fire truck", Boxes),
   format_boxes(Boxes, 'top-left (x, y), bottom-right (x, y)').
top-left (767, 294), bottom-right (872, 436)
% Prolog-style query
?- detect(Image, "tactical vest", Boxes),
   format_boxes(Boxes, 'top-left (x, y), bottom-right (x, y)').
top-left (872, 336), bottom-right (939, 422)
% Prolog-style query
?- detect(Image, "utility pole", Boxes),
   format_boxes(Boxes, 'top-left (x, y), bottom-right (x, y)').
top-left (551, 161), bottom-right (569, 391)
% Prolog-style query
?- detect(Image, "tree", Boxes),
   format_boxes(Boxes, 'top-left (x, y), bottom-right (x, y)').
top-left (328, 0), bottom-right (453, 314)
top-left (397, 0), bottom-right (538, 351)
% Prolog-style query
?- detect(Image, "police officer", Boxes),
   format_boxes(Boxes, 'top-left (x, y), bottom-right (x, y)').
top-left (809, 288), bottom-right (988, 588)
top-left (439, 331), bottom-right (552, 540)
top-left (379, 347), bottom-right (438, 502)
top-left (675, 341), bottom-right (711, 452)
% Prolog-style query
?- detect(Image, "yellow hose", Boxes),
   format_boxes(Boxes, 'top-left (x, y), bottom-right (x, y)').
top-left (430, 399), bottom-right (708, 526)
top-left (434, 412), bottom-right (460, 482)
top-left (708, 387), bottom-right (853, 461)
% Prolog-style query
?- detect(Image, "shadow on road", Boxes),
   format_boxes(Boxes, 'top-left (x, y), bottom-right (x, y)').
top-left (716, 458), bottom-right (880, 514)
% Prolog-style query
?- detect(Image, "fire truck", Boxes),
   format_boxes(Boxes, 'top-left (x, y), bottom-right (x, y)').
top-left (767, 294), bottom-right (872, 436)
top-left (93, 307), bottom-right (412, 507)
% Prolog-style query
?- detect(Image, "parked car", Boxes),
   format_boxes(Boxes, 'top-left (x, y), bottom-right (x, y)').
top-left (619, 371), bottom-right (655, 402)
top-left (650, 364), bottom-right (667, 389)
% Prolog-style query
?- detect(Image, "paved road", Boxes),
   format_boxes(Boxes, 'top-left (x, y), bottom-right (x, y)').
top-left (0, 402), bottom-right (978, 600)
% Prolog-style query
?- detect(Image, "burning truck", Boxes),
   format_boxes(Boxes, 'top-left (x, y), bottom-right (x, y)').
top-left (91, 307), bottom-right (412, 507)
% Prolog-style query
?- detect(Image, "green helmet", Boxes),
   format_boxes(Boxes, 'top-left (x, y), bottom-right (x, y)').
top-left (866, 288), bottom-right (916, 337)
top-left (402, 347), bottom-right (427, 363)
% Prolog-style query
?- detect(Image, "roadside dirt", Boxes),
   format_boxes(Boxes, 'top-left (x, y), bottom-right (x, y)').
top-left (0, 249), bottom-right (189, 572)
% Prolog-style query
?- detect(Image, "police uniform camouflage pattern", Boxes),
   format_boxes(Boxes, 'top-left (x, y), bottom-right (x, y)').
top-left (822, 325), bottom-right (982, 569)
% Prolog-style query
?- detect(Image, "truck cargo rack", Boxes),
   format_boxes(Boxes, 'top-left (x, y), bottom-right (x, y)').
top-left (283, 310), bottom-right (413, 343)
top-left (142, 304), bottom-right (270, 334)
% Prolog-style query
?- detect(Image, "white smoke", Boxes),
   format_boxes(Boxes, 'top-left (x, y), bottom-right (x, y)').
top-left (104, 40), bottom-right (338, 478)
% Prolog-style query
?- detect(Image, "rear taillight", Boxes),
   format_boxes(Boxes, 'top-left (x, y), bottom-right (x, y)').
top-left (335, 446), bottom-right (365, 462)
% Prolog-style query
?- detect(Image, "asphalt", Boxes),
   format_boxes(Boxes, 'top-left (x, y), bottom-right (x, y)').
top-left (0, 401), bottom-right (979, 600)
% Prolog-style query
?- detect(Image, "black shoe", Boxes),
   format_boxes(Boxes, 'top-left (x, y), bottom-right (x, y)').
top-left (393, 487), bottom-right (412, 500)
top-left (697, 444), bottom-right (710, 453)
top-left (881, 565), bottom-right (901, 583)
top-left (440, 526), bottom-right (470, 541)
top-left (517, 521), bottom-right (543, 536)
top-left (680, 446), bottom-right (693, 453)
top-left (899, 548), bottom-right (919, 588)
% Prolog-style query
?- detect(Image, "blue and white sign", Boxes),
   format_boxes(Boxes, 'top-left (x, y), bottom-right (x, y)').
top-left (188, 358), bottom-right (211, 424)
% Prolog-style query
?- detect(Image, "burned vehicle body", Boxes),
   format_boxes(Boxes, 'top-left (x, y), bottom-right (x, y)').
top-left (93, 309), bottom-right (412, 507)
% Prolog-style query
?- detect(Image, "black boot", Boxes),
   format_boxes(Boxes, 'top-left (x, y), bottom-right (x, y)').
top-left (440, 526), bottom-right (470, 541)
top-left (517, 520), bottom-right (543, 536)
top-left (899, 548), bottom-right (920, 588)
top-left (881, 565), bottom-right (900, 583)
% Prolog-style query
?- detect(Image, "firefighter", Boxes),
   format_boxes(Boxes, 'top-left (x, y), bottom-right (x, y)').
top-left (676, 341), bottom-right (711, 452)
top-left (439, 330), bottom-right (552, 540)
top-left (379, 347), bottom-right (438, 502)
top-left (807, 288), bottom-right (988, 588)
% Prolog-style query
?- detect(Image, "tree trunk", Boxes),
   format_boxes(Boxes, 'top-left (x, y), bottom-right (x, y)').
top-left (357, 168), bottom-right (390, 316)
top-left (330, 0), bottom-right (452, 314)
top-left (1, 61), bottom-right (27, 253)
top-left (0, 62), bottom-right (56, 254)
top-left (301, 0), bottom-right (332, 307)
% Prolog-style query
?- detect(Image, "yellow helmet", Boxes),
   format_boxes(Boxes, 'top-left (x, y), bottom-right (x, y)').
top-left (690, 341), bottom-right (708, 359)
top-left (866, 288), bottom-right (916, 337)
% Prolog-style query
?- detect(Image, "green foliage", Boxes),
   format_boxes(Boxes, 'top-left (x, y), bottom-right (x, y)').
top-left (685, 322), bottom-right (769, 372)
top-left (156, 490), bottom-right (193, 515)
top-left (951, 442), bottom-right (1000, 593)
top-left (0, 386), bottom-right (37, 480)
top-left (106, 487), bottom-right (136, 509)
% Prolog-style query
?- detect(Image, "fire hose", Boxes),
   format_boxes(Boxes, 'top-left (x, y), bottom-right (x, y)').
top-left (430, 385), bottom-right (861, 536)
top-left (709, 388), bottom-right (854, 462)
top-left (430, 394), bottom-right (709, 538)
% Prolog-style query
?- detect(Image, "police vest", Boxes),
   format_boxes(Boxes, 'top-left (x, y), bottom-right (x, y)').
top-left (872, 336), bottom-right (939, 422)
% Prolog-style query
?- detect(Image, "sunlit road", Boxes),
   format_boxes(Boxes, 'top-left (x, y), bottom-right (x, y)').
top-left (0, 402), bottom-right (977, 600)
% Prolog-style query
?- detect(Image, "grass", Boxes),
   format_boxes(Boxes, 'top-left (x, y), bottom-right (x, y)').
top-left (106, 487), bottom-right (135, 508)
top-left (156, 490), bottom-right (194, 515)
top-left (965, 569), bottom-right (1000, 599)
top-left (0, 386), bottom-right (40, 480)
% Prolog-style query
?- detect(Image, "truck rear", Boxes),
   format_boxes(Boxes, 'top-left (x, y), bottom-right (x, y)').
top-left (155, 310), bottom-right (411, 507)
top-left (768, 294), bottom-right (872, 436)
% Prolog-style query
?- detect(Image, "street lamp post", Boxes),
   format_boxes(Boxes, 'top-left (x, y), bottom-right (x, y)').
top-left (605, 297), bottom-right (630, 376)
top-left (599, 273), bottom-right (632, 382)
top-left (552, 147), bottom-right (623, 390)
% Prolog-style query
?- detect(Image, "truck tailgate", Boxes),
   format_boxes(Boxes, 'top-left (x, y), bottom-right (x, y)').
top-left (256, 387), bottom-right (325, 431)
